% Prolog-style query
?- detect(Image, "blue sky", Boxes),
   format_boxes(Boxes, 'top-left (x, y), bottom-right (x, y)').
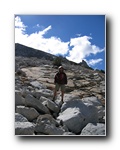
top-left (15, 15), bottom-right (105, 70)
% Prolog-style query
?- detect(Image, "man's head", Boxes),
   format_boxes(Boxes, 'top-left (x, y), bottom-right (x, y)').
top-left (58, 66), bottom-right (64, 72)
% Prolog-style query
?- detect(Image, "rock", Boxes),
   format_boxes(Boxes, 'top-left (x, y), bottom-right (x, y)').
top-left (82, 96), bottom-right (102, 106)
top-left (30, 81), bottom-right (46, 89)
top-left (15, 113), bottom-right (28, 122)
top-left (34, 89), bottom-right (53, 98)
top-left (97, 106), bottom-right (105, 122)
top-left (15, 122), bottom-right (35, 135)
top-left (16, 68), bottom-right (26, 77)
top-left (57, 107), bottom-right (85, 134)
top-left (58, 98), bottom-right (98, 134)
top-left (25, 94), bottom-right (50, 114)
top-left (35, 114), bottom-right (65, 135)
top-left (15, 92), bottom-right (25, 107)
top-left (90, 87), bottom-right (102, 94)
top-left (63, 132), bottom-right (75, 135)
top-left (62, 94), bottom-right (80, 103)
top-left (80, 123), bottom-right (105, 135)
top-left (99, 116), bottom-right (105, 123)
top-left (75, 80), bottom-right (90, 88)
top-left (15, 113), bottom-right (35, 135)
top-left (82, 97), bottom-right (105, 121)
top-left (79, 60), bottom-right (91, 69)
top-left (40, 96), bottom-right (60, 113)
top-left (16, 106), bottom-right (39, 121)
top-left (67, 79), bottom-right (75, 88)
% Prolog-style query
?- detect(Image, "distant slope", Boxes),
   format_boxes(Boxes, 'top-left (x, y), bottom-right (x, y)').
top-left (15, 43), bottom-right (92, 69)
top-left (15, 43), bottom-right (55, 61)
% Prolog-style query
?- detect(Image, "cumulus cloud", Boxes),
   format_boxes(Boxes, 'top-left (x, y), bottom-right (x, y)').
top-left (15, 16), bottom-right (69, 56)
top-left (15, 16), bottom-right (104, 67)
top-left (86, 58), bottom-right (103, 66)
top-left (66, 36), bottom-right (104, 64)
top-left (15, 16), bottom-right (27, 33)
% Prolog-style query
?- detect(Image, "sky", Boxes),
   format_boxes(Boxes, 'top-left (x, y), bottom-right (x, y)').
top-left (15, 15), bottom-right (105, 70)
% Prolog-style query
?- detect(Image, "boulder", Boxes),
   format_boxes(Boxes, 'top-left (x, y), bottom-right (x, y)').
top-left (16, 106), bottom-right (39, 121)
top-left (82, 97), bottom-right (105, 120)
top-left (16, 68), bottom-right (26, 77)
top-left (15, 113), bottom-right (28, 122)
top-left (80, 123), bottom-right (105, 135)
top-left (62, 94), bottom-right (80, 103)
top-left (40, 96), bottom-right (60, 113)
top-left (57, 107), bottom-right (85, 134)
top-left (15, 113), bottom-right (35, 135)
top-left (34, 89), bottom-right (53, 98)
top-left (90, 87), bottom-right (102, 94)
top-left (82, 96), bottom-right (102, 106)
top-left (58, 98), bottom-right (98, 134)
top-left (35, 114), bottom-right (65, 135)
top-left (15, 92), bottom-right (25, 107)
top-left (25, 94), bottom-right (50, 114)
top-left (30, 81), bottom-right (46, 89)
top-left (15, 122), bottom-right (35, 135)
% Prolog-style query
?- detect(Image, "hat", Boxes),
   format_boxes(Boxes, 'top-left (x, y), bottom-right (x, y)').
top-left (58, 66), bottom-right (63, 69)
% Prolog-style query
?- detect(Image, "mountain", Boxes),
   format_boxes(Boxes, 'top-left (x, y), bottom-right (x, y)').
top-left (15, 43), bottom-right (92, 69)
top-left (15, 43), bottom-right (56, 61)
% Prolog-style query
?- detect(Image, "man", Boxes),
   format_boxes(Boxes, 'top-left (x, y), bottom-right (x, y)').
top-left (53, 66), bottom-right (67, 103)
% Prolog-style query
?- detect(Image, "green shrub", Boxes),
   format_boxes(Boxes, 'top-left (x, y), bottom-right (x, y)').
top-left (53, 56), bottom-right (62, 67)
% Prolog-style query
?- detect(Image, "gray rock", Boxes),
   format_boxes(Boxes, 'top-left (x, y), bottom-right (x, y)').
top-left (34, 89), bottom-right (53, 98)
top-left (30, 81), bottom-right (46, 89)
top-left (97, 106), bottom-right (105, 120)
top-left (25, 94), bottom-right (50, 114)
top-left (40, 96), bottom-right (60, 113)
top-left (15, 122), bottom-right (35, 135)
top-left (15, 92), bottom-right (25, 107)
top-left (15, 113), bottom-right (28, 122)
top-left (82, 96), bottom-right (102, 106)
top-left (90, 87), bottom-right (102, 94)
top-left (80, 123), bottom-right (105, 135)
top-left (57, 107), bottom-right (85, 134)
top-left (16, 68), bottom-right (26, 77)
top-left (35, 114), bottom-right (64, 135)
top-left (63, 132), bottom-right (75, 135)
top-left (82, 97), bottom-right (105, 120)
top-left (15, 113), bottom-right (35, 135)
top-left (58, 98), bottom-right (98, 134)
top-left (16, 106), bottom-right (39, 121)
top-left (61, 94), bottom-right (80, 103)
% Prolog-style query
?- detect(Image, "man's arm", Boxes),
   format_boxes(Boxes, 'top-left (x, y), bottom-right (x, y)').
top-left (54, 73), bottom-right (58, 84)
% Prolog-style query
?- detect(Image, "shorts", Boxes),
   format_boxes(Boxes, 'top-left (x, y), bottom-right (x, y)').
top-left (55, 83), bottom-right (65, 92)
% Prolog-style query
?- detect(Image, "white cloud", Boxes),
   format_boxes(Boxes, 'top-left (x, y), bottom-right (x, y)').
top-left (87, 58), bottom-right (103, 66)
top-left (66, 36), bottom-right (104, 63)
top-left (39, 25), bottom-right (52, 36)
top-left (15, 16), bottom-right (69, 56)
top-left (15, 16), bottom-right (27, 33)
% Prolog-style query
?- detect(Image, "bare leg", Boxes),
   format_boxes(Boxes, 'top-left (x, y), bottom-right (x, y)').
top-left (61, 91), bottom-right (64, 103)
top-left (53, 89), bottom-right (57, 101)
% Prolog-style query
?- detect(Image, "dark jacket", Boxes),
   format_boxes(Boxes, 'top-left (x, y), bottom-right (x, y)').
top-left (54, 72), bottom-right (67, 85)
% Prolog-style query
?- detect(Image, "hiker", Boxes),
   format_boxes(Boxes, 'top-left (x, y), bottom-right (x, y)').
top-left (53, 66), bottom-right (67, 103)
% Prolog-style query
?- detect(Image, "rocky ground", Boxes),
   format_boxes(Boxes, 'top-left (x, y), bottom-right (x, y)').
top-left (15, 56), bottom-right (105, 136)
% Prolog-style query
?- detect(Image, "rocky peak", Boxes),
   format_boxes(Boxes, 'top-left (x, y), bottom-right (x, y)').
top-left (79, 60), bottom-right (92, 69)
